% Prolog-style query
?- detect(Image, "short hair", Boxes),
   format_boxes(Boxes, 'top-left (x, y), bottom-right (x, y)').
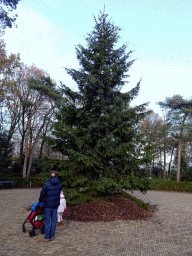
top-left (50, 171), bottom-right (57, 178)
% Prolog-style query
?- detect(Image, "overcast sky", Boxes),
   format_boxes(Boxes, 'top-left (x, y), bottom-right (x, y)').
top-left (2, 0), bottom-right (192, 117)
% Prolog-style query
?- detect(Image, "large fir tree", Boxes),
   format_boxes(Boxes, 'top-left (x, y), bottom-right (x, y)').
top-left (44, 9), bottom-right (152, 204)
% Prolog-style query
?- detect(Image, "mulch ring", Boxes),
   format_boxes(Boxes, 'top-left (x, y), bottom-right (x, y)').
top-left (63, 196), bottom-right (159, 222)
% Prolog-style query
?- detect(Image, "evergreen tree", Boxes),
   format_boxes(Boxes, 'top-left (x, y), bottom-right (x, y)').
top-left (44, 9), bottom-right (152, 204)
top-left (0, 129), bottom-right (13, 176)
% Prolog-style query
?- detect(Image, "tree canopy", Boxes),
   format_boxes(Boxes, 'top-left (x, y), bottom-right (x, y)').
top-left (0, 0), bottom-right (20, 35)
top-left (158, 94), bottom-right (192, 181)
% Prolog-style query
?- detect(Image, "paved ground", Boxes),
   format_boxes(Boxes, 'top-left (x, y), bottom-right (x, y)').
top-left (1, 188), bottom-right (192, 256)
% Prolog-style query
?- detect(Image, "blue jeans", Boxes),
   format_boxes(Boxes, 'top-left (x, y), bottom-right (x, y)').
top-left (44, 207), bottom-right (58, 240)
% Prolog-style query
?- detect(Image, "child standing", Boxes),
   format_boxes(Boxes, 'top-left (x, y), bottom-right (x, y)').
top-left (57, 191), bottom-right (66, 226)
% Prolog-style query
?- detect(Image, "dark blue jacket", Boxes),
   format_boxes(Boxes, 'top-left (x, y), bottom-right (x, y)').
top-left (39, 177), bottom-right (62, 208)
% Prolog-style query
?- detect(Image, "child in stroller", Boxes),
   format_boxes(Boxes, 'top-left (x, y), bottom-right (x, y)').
top-left (22, 201), bottom-right (45, 237)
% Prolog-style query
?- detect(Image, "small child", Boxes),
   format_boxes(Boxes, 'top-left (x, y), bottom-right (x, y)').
top-left (57, 191), bottom-right (66, 226)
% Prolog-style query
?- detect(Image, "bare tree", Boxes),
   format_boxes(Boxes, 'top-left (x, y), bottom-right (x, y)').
top-left (22, 76), bottom-right (60, 177)
top-left (140, 111), bottom-right (164, 176)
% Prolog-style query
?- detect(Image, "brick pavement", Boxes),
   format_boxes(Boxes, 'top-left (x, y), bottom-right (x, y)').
top-left (1, 188), bottom-right (192, 256)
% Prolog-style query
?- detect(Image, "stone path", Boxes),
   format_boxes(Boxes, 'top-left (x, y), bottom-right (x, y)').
top-left (1, 188), bottom-right (192, 256)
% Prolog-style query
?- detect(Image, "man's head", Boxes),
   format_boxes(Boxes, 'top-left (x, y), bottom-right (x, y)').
top-left (50, 171), bottom-right (57, 178)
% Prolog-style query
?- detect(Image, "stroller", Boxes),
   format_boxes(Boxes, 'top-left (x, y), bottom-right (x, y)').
top-left (22, 202), bottom-right (45, 237)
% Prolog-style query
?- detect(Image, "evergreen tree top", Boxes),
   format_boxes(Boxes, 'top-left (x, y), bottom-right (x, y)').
top-left (64, 8), bottom-right (138, 111)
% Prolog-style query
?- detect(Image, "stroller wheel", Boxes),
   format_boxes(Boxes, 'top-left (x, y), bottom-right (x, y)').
top-left (29, 230), bottom-right (36, 237)
top-left (29, 230), bottom-right (33, 237)
top-left (41, 226), bottom-right (45, 234)
top-left (22, 225), bottom-right (26, 233)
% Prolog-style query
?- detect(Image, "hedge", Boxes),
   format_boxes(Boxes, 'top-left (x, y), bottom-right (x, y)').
top-left (150, 179), bottom-right (192, 193)
top-left (0, 177), bottom-right (44, 188)
top-left (1, 176), bottom-right (192, 192)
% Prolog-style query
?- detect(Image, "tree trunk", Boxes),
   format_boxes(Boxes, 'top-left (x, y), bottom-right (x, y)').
top-left (168, 147), bottom-right (174, 177)
top-left (145, 164), bottom-right (148, 174)
top-left (39, 121), bottom-right (49, 159)
top-left (163, 127), bottom-right (166, 180)
top-left (19, 136), bottom-right (24, 165)
top-left (176, 136), bottom-right (182, 181)
top-left (159, 150), bottom-right (162, 164)
top-left (158, 150), bottom-right (162, 178)
top-left (176, 114), bottom-right (187, 182)
top-left (7, 111), bottom-right (21, 144)
top-left (39, 139), bottom-right (45, 159)
top-left (48, 144), bottom-right (50, 158)
top-left (26, 149), bottom-right (33, 177)
top-left (149, 163), bottom-right (152, 176)
top-left (23, 132), bottom-right (29, 177)
top-left (163, 152), bottom-right (166, 179)
top-left (18, 107), bottom-right (26, 165)
top-left (152, 156), bottom-right (155, 174)
top-left (26, 106), bottom-right (54, 177)
top-left (22, 100), bottom-right (41, 177)
top-left (23, 118), bottom-right (31, 177)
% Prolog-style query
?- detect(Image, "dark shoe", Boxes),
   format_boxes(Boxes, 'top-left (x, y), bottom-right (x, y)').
top-left (39, 236), bottom-right (50, 242)
top-left (50, 238), bottom-right (55, 241)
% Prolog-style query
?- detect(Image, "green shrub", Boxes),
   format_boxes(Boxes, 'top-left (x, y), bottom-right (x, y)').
top-left (150, 178), bottom-right (192, 192)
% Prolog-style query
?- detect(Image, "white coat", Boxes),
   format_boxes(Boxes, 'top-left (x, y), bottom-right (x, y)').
top-left (57, 195), bottom-right (66, 213)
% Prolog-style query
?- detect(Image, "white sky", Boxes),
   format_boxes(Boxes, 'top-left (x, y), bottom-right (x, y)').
top-left (2, 0), bottom-right (192, 117)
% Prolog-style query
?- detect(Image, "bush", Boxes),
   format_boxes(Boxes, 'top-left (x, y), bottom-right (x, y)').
top-left (150, 178), bottom-right (192, 193)
top-left (180, 167), bottom-right (192, 182)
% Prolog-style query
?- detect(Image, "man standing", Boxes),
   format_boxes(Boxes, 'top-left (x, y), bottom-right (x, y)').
top-left (39, 171), bottom-right (62, 242)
